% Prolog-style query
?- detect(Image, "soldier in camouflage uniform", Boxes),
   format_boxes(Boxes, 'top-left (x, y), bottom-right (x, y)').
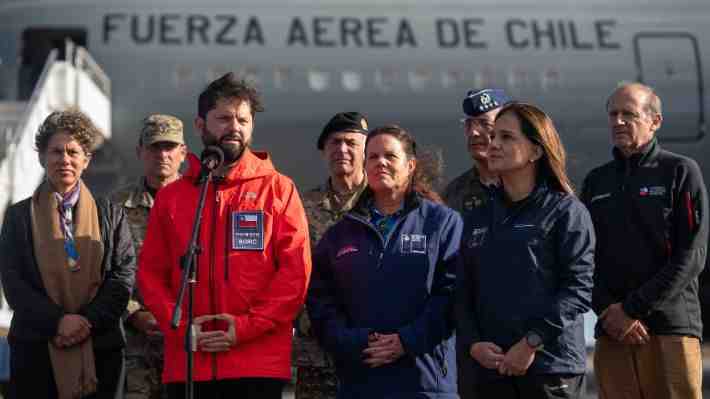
top-left (295, 112), bottom-right (369, 399)
top-left (111, 115), bottom-right (186, 399)
top-left (443, 89), bottom-right (509, 399)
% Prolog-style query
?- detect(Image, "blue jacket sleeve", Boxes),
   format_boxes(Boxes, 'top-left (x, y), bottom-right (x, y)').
top-left (398, 210), bottom-right (462, 355)
top-left (581, 174), bottom-right (618, 315)
top-left (306, 231), bottom-right (370, 363)
top-left (527, 200), bottom-right (595, 344)
top-left (456, 230), bottom-right (480, 351)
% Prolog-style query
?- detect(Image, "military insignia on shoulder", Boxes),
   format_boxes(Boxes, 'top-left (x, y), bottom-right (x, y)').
top-left (360, 118), bottom-right (368, 130)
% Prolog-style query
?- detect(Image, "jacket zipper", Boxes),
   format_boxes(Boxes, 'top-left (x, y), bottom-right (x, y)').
top-left (209, 186), bottom-right (219, 381)
top-left (225, 203), bottom-right (231, 281)
top-left (345, 214), bottom-right (407, 268)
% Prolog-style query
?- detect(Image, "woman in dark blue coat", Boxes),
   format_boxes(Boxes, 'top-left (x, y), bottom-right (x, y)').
top-left (307, 125), bottom-right (462, 398)
top-left (457, 103), bottom-right (595, 398)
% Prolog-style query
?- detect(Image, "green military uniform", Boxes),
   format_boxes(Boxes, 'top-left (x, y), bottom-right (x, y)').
top-left (295, 178), bottom-right (366, 399)
top-left (112, 179), bottom-right (164, 399)
top-left (442, 167), bottom-right (491, 214)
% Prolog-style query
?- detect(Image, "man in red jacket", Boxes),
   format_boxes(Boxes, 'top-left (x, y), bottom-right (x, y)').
top-left (137, 73), bottom-right (312, 399)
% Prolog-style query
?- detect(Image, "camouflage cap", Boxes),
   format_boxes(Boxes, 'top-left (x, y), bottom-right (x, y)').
top-left (140, 114), bottom-right (184, 146)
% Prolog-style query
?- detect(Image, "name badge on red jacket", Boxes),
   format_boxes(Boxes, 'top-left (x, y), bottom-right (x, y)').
top-left (232, 211), bottom-right (264, 250)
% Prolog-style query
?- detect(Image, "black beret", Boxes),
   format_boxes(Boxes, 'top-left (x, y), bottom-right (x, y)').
top-left (317, 112), bottom-right (369, 150)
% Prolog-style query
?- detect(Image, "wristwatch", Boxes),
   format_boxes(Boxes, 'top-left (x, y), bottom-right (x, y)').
top-left (525, 331), bottom-right (544, 351)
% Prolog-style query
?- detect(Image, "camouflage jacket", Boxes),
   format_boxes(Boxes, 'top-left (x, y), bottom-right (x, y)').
top-left (294, 178), bottom-right (366, 368)
top-left (442, 167), bottom-right (492, 214)
top-left (111, 178), bottom-right (155, 316)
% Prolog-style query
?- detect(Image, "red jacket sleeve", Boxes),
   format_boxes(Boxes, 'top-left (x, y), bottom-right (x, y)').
top-left (233, 178), bottom-right (312, 343)
top-left (137, 191), bottom-right (178, 333)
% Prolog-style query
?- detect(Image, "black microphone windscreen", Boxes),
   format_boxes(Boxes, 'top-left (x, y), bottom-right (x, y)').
top-left (201, 146), bottom-right (224, 170)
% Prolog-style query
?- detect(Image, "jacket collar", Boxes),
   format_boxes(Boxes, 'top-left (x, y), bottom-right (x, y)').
top-left (121, 177), bottom-right (154, 209)
top-left (316, 177), bottom-right (367, 213)
top-left (350, 187), bottom-right (422, 220)
top-left (612, 137), bottom-right (660, 170)
top-left (184, 148), bottom-right (275, 184)
top-left (491, 178), bottom-right (550, 218)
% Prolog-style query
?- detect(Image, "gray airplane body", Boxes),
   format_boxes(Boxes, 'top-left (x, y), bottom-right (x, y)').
top-left (0, 0), bottom-right (707, 191)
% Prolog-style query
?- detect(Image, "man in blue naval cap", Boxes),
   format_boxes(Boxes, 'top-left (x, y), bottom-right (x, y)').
top-left (443, 88), bottom-right (510, 214)
top-left (445, 88), bottom-right (510, 399)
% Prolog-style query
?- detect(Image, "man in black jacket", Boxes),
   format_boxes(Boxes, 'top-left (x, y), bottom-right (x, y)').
top-left (582, 82), bottom-right (708, 399)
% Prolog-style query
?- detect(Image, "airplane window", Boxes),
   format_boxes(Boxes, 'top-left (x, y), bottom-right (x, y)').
top-left (474, 65), bottom-right (495, 89)
top-left (409, 67), bottom-right (432, 91)
top-left (174, 65), bottom-right (193, 90)
top-left (240, 66), bottom-right (261, 87)
top-left (308, 69), bottom-right (330, 92)
top-left (342, 71), bottom-right (362, 92)
top-left (374, 67), bottom-right (397, 93)
top-left (442, 68), bottom-right (464, 89)
top-left (273, 66), bottom-right (291, 90)
top-left (206, 66), bottom-right (230, 84)
top-left (508, 66), bottom-right (531, 89)
top-left (541, 67), bottom-right (561, 92)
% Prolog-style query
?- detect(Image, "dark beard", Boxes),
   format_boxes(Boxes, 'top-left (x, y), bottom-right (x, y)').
top-left (202, 130), bottom-right (249, 164)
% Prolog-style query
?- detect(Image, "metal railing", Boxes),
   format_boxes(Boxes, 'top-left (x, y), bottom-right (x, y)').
top-left (9, 48), bottom-right (58, 146)
top-left (72, 40), bottom-right (111, 98)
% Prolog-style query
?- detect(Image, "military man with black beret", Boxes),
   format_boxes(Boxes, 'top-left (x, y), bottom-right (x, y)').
top-left (295, 112), bottom-right (369, 399)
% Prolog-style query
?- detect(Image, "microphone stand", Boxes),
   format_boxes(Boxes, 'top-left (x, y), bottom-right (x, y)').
top-left (171, 165), bottom-right (215, 399)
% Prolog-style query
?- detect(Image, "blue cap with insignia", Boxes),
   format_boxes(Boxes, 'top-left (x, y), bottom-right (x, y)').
top-left (462, 89), bottom-right (511, 117)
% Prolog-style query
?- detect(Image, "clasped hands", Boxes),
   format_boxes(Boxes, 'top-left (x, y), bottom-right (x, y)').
top-left (53, 314), bottom-right (91, 349)
top-left (193, 313), bottom-right (237, 352)
top-left (470, 339), bottom-right (536, 377)
top-left (361, 332), bottom-right (405, 368)
top-left (600, 303), bottom-right (650, 345)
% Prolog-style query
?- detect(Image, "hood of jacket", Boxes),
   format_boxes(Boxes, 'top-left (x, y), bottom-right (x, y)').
top-left (184, 148), bottom-right (276, 184)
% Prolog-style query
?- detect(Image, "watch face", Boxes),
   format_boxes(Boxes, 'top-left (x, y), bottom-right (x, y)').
top-left (527, 332), bottom-right (543, 348)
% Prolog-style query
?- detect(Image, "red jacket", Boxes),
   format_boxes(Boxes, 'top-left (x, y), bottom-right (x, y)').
top-left (137, 150), bottom-right (311, 382)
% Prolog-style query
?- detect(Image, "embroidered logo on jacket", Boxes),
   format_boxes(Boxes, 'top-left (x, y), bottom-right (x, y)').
top-left (639, 186), bottom-right (666, 197)
top-left (467, 227), bottom-right (488, 248)
top-left (336, 245), bottom-right (359, 258)
top-left (401, 234), bottom-right (427, 254)
top-left (589, 193), bottom-right (611, 204)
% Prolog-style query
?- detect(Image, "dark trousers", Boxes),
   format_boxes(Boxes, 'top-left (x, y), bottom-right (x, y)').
top-left (9, 340), bottom-right (124, 399)
top-left (476, 374), bottom-right (584, 399)
top-left (166, 378), bottom-right (286, 399)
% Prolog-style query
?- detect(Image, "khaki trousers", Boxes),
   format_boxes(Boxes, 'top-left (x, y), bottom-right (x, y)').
top-left (594, 335), bottom-right (702, 399)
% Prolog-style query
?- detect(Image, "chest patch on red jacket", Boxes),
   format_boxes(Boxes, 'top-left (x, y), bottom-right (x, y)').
top-left (232, 211), bottom-right (264, 250)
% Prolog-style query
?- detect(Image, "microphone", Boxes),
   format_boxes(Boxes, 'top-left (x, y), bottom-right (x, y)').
top-left (200, 146), bottom-right (224, 172)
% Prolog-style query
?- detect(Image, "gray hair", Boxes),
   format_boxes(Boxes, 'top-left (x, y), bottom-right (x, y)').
top-left (607, 81), bottom-right (662, 117)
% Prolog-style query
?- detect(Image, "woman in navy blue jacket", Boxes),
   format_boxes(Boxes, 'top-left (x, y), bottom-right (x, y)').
top-left (457, 103), bottom-right (595, 398)
top-left (307, 125), bottom-right (462, 398)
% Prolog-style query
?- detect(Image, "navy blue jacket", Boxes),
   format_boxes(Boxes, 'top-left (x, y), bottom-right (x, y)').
top-left (457, 183), bottom-right (594, 378)
top-left (307, 190), bottom-right (462, 399)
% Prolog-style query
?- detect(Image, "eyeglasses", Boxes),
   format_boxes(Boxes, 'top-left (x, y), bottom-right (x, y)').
top-left (460, 117), bottom-right (495, 133)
